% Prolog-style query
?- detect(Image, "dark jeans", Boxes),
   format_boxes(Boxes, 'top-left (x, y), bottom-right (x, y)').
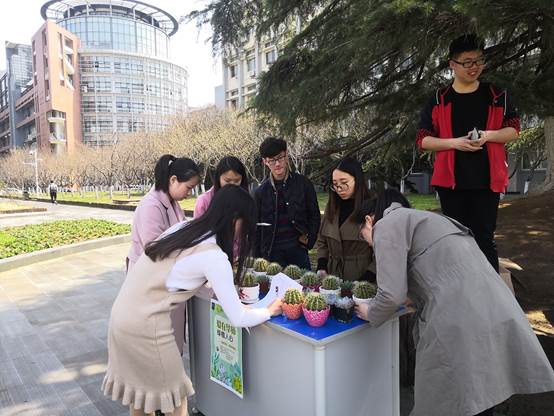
top-left (50, 191), bottom-right (57, 203)
top-left (269, 241), bottom-right (311, 270)
top-left (436, 187), bottom-right (500, 272)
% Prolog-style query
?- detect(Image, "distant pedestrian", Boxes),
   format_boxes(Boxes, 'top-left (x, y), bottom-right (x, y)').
top-left (48, 180), bottom-right (58, 204)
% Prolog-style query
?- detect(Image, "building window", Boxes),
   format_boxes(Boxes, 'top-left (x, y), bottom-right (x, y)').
top-left (246, 57), bottom-right (256, 74)
top-left (229, 64), bottom-right (237, 78)
top-left (266, 49), bottom-right (277, 65)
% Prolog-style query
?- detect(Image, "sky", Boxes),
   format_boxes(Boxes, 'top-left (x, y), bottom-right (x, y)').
top-left (0, 0), bottom-right (221, 107)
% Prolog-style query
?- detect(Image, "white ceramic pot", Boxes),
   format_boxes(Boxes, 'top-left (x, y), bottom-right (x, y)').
top-left (352, 295), bottom-right (371, 307)
top-left (319, 287), bottom-right (341, 297)
top-left (239, 284), bottom-right (260, 304)
top-left (253, 271), bottom-right (267, 278)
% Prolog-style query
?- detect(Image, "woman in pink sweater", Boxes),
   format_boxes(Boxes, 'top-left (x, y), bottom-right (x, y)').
top-left (194, 156), bottom-right (249, 218)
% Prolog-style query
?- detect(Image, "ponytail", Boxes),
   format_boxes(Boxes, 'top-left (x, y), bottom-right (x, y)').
top-left (154, 154), bottom-right (200, 193)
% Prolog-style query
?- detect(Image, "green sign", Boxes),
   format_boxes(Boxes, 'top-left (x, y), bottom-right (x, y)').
top-left (210, 299), bottom-right (244, 398)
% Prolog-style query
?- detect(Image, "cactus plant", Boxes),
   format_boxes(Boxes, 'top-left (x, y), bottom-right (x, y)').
top-left (253, 258), bottom-right (269, 273)
top-left (239, 271), bottom-right (260, 304)
top-left (321, 276), bottom-right (340, 290)
top-left (353, 282), bottom-right (377, 299)
top-left (266, 262), bottom-right (282, 276)
top-left (300, 271), bottom-right (320, 288)
top-left (282, 288), bottom-right (304, 320)
top-left (303, 294), bottom-right (328, 311)
top-left (283, 264), bottom-right (302, 280)
top-left (244, 256), bottom-right (255, 269)
top-left (340, 280), bottom-right (354, 297)
top-left (284, 288), bottom-right (304, 305)
top-left (241, 272), bottom-right (258, 287)
top-left (302, 293), bottom-right (330, 327)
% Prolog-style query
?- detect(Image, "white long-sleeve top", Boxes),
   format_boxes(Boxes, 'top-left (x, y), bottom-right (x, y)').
top-left (165, 235), bottom-right (270, 328)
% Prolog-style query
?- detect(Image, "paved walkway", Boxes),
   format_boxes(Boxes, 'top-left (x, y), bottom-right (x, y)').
top-left (0, 200), bottom-right (133, 229)
top-left (0, 244), bottom-right (130, 416)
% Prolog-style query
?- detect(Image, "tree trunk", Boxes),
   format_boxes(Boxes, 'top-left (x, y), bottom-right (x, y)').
top-left (539, 116), bottom-right (554, 192)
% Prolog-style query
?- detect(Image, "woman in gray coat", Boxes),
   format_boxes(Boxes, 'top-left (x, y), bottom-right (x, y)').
top-left (355, 189), bottom-right (554, 416)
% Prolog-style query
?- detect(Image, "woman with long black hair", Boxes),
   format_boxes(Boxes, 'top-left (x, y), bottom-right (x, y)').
top-left (194, 156), bottom-right (249, 218)
top-left (355, 189), bottom-right (554, 416)
top-left (103, 186), bottom-right (283, 416)
top-left (316, 157), bottom-right (373, 281)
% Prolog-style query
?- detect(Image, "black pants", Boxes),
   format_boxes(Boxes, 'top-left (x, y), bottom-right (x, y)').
top-left (50, 191), bottom-right (57, 203)
top-left (436, 188), bottom-right (500, 272)
top-left (270, 242), bottom-right (311, 270)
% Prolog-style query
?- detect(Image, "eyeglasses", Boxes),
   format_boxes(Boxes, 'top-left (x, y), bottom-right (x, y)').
top-left (451, 57), bottom-right (486, 68)
top-left (266, 153), bottom-right (287, 166)
top-left (330, 181), bottom-right (352, 193)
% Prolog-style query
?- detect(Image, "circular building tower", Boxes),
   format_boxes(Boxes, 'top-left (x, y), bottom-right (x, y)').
top-left (41, 0), bottom-right (188, 146)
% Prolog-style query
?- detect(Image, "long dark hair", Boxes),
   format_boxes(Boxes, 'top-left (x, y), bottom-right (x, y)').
top-left (145, 186), bottom-right (256, 278)
top-left (327, 157), bottom-right (370, 222)
top-left (356, 189), bottom-right (411, 224)
top-left (154, 154), bottom-right (200, 193)
top-left (212, 156), bottom-right (249, 192)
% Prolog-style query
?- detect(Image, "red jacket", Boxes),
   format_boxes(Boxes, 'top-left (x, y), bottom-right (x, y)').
top-left (416, 84), bottom-right (520, 193)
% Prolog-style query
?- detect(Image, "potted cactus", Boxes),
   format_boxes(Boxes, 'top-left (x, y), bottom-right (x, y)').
top-left (282, 288), bottom-right (304, 320)
top-left (340, 280), bottom-right (354, 298)
top-left (352, 281), bottom-right (377, 307)
top-left (239, 271), bottom-right (260, 304)
top-left (300, 271), bottom-right (320, 293)
top-left (319, 275), bottom-right (341, 297)
top-left (252, 258), bottom-right (269, 277)
top-left (266, 262), bottom-right (282, 277)
top-left (302, 293), bottom-right (330, 327)
top-left (244, 256), bottom-right (256, 272)
top-left (333, 296), bottom-right (355, 323)
top-left (283, 264), bottom-right (302, 281)
top-left (257, 274), bottom-right (271, 297)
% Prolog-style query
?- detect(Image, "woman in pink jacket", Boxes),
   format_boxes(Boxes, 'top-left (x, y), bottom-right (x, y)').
top-left (128, 154), bottom-right (201, 271)
top-left (193, 156), bottom-right (248, 218)
top-left (127, 154), bottom-right (200, 359)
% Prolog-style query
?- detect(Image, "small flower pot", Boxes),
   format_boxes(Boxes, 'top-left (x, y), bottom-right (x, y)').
top-left (302, 284), bottom-right (320, 294)
top-left (352, 295), bottom-right (371, 308)
top-left (340, 289), bottom-right (353, 298)
top-left (333, 306), bottom-right (354, 323)
top-left (302, 306), bottom-right (330, 327)
top-left (239, 284), bottom-right (260, 304)
top-left (282, 302), bottom-right (303, 320)
top-left (319, 287), bottom-right (341, 297)
top-left (253, 271), bottom-right (267, 278)
top-left (258, 279), bottom-right (271, 297)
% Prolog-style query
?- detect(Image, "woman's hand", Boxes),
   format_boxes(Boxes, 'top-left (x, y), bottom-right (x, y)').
top-left (267, 298), bottom-right (283, 317)
top-left (355, 303), bottom-right (370, 322)
top-left (317, 269), bottom-right (327, 278)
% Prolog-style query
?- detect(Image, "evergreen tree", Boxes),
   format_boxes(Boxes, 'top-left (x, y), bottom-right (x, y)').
top-left (190, 0), bottom-right (554, 190)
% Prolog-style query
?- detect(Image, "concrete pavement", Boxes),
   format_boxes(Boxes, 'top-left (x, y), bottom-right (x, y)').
top-left (0, 200), bottom-right (133, 229)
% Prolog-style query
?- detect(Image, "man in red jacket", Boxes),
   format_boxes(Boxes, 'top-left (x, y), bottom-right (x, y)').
top-left (416, 34), bottom-right (520, 273)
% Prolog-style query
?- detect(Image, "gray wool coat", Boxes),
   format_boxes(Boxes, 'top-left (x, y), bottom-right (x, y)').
top-left (367, 203), bottom-right (554, 416)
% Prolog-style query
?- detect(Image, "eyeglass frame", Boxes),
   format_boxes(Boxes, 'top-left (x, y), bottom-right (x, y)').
top-left (450, 56), bottom-right (486, 68)
top-left (264, 152), bottom-right (287, 166)
top-left (330, 180), bottom-right (354, 193)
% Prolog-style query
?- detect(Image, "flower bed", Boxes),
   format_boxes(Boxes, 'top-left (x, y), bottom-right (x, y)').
top-left (0, 219), bottom-right (130, 259)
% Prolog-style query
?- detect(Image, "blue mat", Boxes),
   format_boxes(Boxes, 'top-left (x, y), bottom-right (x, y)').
top-left (269, 314), bottom-right (368, 341)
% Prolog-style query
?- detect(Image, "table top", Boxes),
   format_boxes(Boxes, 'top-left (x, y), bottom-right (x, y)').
top-left (266, 314), bottom-right (370, 345)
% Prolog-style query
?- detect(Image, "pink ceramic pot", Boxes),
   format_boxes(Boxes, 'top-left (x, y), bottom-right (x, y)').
top-left (302, 306), bottom-right (330, 327)
top-left (282, 303), bottom-right (303, 320)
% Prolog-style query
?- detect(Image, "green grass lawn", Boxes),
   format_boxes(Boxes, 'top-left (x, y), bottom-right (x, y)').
top-left (0, 219), bottom-right (131, 259)
top-left (14, 190), bottom-right (439, 212)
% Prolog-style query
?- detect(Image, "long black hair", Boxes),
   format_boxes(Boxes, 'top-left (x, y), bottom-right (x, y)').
top-left (145, 185), bottom-right (256, 278)
top-left (356, 188), bottom-right (411, 224)
top-left (212, 156), bottom-right (249, 192)
top-left (154, 154), bottom-right (200, 193)
top-left (327, 157), bottom-right (370, 222)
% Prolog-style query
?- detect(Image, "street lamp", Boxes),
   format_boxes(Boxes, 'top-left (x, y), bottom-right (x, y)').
top-left (23, 146), bottom-right (42, 196)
